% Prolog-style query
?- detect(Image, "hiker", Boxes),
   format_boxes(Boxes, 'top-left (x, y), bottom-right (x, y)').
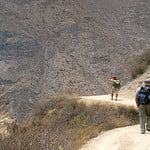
top-left (135, 80), bottom-right (150, 134)
top-left (108, 76), bottom-right (121, 100)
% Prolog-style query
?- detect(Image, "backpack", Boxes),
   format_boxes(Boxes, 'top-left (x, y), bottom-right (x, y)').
top-left (138, 87), bottom-right (150, 104)
top-left (113, 79), bottom-right (121, 88)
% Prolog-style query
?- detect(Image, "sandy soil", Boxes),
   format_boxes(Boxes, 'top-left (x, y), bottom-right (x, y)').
top-left (79, 94), bottom-right (150, 150)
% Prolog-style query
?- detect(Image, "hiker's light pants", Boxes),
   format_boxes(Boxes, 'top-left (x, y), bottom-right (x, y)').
top-left (139, 104), bottom-right (150, 132)
top-left (111, 87), bottom-right (120, 94)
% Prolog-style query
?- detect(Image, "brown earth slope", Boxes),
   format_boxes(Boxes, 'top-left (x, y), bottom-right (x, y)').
top-left (0, 0), bottom-right (149, 119)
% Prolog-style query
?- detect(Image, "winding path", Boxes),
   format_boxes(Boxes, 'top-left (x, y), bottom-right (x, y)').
top-left (79, 94), bottom-right (150, 150)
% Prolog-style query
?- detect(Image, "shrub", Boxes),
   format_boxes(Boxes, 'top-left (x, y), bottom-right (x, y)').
top-left (0, 94), bottom-right (138, 150)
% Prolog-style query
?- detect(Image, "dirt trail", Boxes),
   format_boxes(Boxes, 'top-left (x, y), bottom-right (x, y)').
top-left (79, 94), bottom-right (150, 150)
top-left (81, 94), bottom-right (136, 106)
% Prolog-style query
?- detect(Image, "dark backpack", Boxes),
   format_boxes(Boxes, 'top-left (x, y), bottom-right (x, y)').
top-left (138, 87), bottom-right (150, 104)
top-left (113, 79), bottom-right (121, 88)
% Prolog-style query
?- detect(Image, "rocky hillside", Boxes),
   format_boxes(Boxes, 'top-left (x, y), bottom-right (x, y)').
top-left (0, 0), bottom-right (149, 119)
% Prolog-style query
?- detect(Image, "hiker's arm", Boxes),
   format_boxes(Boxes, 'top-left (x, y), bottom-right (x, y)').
top-left (135, 87), bottom-right (141, 107)
top-left (135, 95), bottom-right (140, 107)
top-left (108, 79), bottom-right (113, 81)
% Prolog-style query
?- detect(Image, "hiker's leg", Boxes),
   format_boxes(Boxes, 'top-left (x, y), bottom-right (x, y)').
top-left (115, 88), bottom-right (119, 100)
top-left (116, 94), bottom-right (118, 100)
top-left (146, 104), bottom-right (150, 131)
top-left (139, 105), bottom-right (146, 133)
top-left (111, 87), bottom-right (114, 100)
top-left (111, 93), bottom-right (113, 100)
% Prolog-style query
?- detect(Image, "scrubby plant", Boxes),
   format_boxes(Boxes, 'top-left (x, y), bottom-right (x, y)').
top-left (0, 93), bottom-right (138, 150)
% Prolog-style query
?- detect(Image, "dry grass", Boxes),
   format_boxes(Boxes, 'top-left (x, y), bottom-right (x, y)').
top-left (0, 93), bottom-right (138, 150)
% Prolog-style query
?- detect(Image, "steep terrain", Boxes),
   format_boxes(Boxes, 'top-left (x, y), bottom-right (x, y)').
top-left (0, 0), bottom-right (149, 119)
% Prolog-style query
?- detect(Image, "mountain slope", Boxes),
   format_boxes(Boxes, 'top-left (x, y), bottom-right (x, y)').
top-left (0, 0), bottom-right (149, 119)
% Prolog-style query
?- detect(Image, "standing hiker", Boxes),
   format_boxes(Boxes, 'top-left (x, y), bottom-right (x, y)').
top-left (135, 80), bottom-right (150, 134)
top-left (108, 76), bottom-right (121, 100)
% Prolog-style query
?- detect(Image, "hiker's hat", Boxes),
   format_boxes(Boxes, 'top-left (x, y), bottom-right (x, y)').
top-left (142, 80), bottom-right (150, 86)
top-left (111, 76), bottom-right (117, 79)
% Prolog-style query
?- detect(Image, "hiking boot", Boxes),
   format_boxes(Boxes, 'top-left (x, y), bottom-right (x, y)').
top-left (146, 129), bottom-right (150, 131)
top-left (115, 98), bottom-right (117, 101)
top-left (111, 97), bottom-right (113, 100)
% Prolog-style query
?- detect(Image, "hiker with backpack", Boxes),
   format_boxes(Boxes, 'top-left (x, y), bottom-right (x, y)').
top-left (135, 80), bottom-right (150, 134)
top-left (108, 76), bottom-right (121, 100)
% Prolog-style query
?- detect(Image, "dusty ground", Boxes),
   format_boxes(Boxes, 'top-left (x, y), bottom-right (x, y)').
top-left (79, 94), bottom-right (150, 150)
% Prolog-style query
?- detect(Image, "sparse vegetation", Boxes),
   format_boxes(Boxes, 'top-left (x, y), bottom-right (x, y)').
top-left (0, 93), bottom-right (138, 150)
top-left (127, 48), bottom-right (150, 79)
